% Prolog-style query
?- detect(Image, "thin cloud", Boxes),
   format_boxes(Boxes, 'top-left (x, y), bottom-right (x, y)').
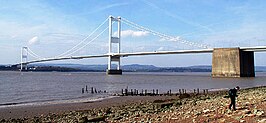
top-left (28, 36), bottom-right (40, 45)
top-left (160, 36), bottom-right (181, 42)
top-left (94, 2), bottom-right (129, 13)
top-left (142, 0), bottom-right (214, 33)
top-left (114, 30), bottom-right (149, 37)
top-left (204, 22), bottom-right (266, 47)
top-left (157, 47), bottom-right (165, 51)
top-left (44, 33), bottom-right (86, 41)
top-left (70, 2), bottom-right (130, 16)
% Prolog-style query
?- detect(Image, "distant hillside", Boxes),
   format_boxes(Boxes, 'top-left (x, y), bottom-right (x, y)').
top-left (0, 65), bottom-right (17, 70)
top-left (123, 64), bottom-right (159, 72)
top-left (255, 66), bottom-right (266, 72)
top-left (30, 64), bottom-right (107, 71)
top-left (188, 65), bottom-right (212, 70)
top-left (1, 64), bottom-right (266, 72)
top-left (19, 64), bottom-right (212, 72)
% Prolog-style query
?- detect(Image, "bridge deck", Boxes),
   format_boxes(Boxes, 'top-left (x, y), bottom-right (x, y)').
top-left (18, 46), bottom-right (266, 65)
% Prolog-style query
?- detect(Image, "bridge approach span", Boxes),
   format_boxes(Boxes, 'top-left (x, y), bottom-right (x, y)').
top-left (21, 46), bottom-right (266, 65)
top-left (21, 48), bottom-right (215, 65)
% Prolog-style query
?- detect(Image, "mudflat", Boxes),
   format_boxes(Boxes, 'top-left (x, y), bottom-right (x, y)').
top-left (1, 86), bottom-right (265, 123)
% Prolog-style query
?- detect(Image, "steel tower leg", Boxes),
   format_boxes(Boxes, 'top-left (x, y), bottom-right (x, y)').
top-left (20, 47), bottom-right (28, 71)
top-left (106, 16), bottom-right (122, 75)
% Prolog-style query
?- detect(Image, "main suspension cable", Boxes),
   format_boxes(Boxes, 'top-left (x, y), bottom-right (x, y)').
top-left (122, 17), bottom-right (210, 49)
top-left (56, 17), bottom-right (109, 57)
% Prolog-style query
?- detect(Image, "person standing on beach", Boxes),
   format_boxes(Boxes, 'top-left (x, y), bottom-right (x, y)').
top-left (228, 86), bottom-right (240, 110)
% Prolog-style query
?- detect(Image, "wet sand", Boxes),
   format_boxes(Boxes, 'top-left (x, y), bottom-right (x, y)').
top-left (0, 96), bottom-right (177, 120)
top-left (1, 86), bottom-right (265, 122)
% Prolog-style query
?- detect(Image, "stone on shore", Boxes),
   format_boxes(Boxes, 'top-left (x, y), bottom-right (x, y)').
top-left (1, 86), bottom-right (266, 123)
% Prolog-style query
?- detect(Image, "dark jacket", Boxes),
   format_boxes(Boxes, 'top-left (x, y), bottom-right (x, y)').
top-left (229, 88), bottom-right (238, 97)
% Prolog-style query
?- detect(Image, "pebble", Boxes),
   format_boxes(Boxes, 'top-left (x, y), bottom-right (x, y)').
top-left (256, 111), bottom-right (264, 116)
top-left (240, 119), bottom-right (245, 122)
top-left (203, 109), bottom-right (210, 113)
top-left (2, 87), bottom-right (266, 123)
top-left (243, 109), bottom-right (251, 114)
top-left (258, 118), bottom-right (266, 123)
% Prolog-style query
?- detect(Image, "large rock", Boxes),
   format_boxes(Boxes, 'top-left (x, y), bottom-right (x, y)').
top-left (87, 116), bottom-right (105, 122)
top-left (158, 102), bottom-right (174, 108)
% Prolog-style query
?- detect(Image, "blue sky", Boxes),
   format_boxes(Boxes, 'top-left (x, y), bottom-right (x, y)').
top-left (1, 0), bottom-right (266, 66)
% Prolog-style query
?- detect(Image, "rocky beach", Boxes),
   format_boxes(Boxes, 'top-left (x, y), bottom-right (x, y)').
top-left (1, 86), bottom-right (265, 123)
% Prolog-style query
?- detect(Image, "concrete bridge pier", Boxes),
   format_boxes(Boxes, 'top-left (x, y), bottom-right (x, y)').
top-left (19, 64), bottom-right (28, 71)
top-left (212, 48), bottom-right (255, 77)
top-left (106, 56), bottom-right (122, 75)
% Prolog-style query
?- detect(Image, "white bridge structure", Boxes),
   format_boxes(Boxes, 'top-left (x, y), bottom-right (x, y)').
top-left (18, 16), bottom-right (266, 77)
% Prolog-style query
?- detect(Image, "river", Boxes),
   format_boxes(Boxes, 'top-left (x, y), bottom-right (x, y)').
top-left (0, 71), bottom-right (265, 107)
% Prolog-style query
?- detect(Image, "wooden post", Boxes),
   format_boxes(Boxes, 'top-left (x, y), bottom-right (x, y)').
top-left (145, 90), bottom-right (147, 96)
top-left (169, 89), bottom-right (171, 95)
top-left (194, 89), bottom-right (196, 94)
top-left (179, 89), bottom-right (181, 95)
top-left (125, 89), bottom-right (128, 96)
top-left (91, 87), bottom-right (94, 94)
top-left (197, 88), bottom-right (199, 94)
top-left (156, 89), bottom-right (158, 95)
top-left (82, 88), bottom-right (84, 94)
top-left (85, 85), bottom-right (88, 92)
top-left (122, 89), bottom-right (124, 96)
top-left (95, 88), bottom-right (97, 93)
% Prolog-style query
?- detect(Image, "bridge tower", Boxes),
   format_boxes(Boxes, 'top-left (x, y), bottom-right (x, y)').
top-left (20, 46), bottom-right (28, 71)
top-left (106, 16), bottom-right (122, 75)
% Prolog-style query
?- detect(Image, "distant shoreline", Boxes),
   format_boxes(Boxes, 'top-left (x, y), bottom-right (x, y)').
top-left (2, 64), bottom-right (266, 72)
top-left (0, 64), bottom-right (212, 72)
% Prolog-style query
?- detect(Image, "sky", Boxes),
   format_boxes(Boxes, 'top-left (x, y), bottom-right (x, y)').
top-left (1, 0), bottom-right (266, 67)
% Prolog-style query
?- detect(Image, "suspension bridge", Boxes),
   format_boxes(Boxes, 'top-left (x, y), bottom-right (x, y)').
top-left (16, 16), bottom-right (266, 77)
